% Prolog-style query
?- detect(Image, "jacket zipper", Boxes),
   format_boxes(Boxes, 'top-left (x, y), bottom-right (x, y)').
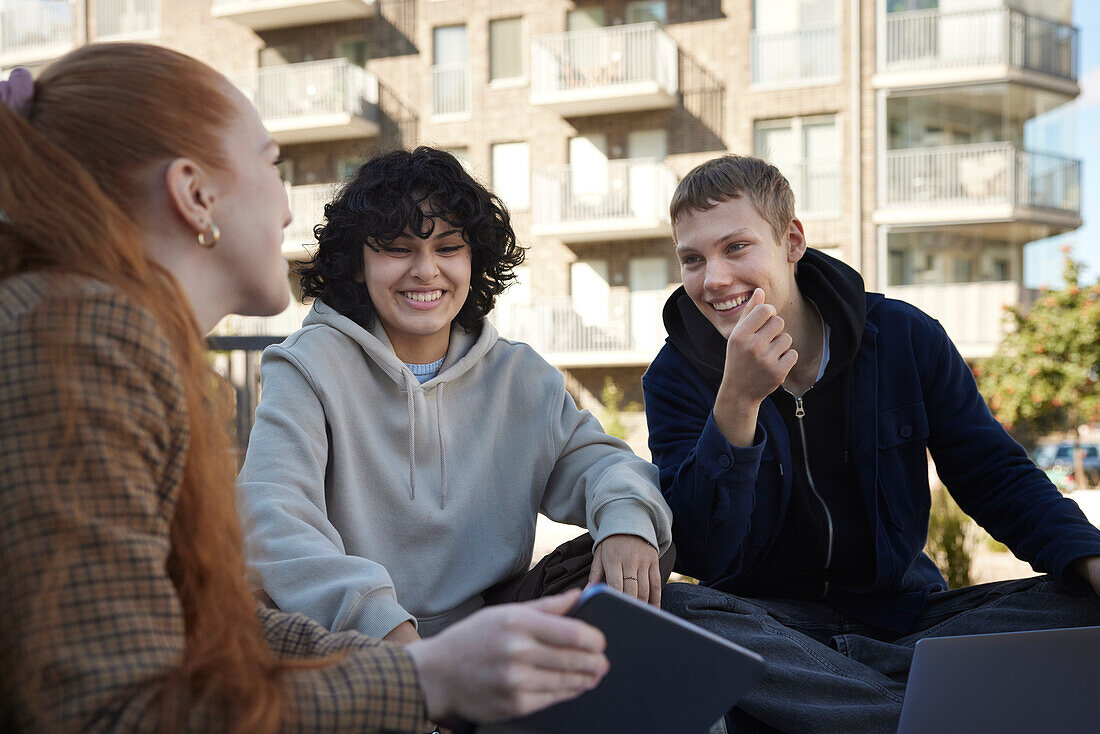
top-left (788, 390), bottom-right (834, 597)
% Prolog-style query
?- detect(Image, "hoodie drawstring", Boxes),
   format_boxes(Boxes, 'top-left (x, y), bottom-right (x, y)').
top-left (404, 371), bottom-right (416, 501)
top-left (436, 384), bottom-right (447, 509)
top-left (404, 372), bottom-right (448, 509)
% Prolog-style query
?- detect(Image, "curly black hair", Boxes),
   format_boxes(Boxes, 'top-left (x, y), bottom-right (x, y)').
top-left (298, 146), bottom-right (526, 332)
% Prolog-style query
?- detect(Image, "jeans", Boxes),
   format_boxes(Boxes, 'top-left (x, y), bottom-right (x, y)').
top-left (663, 577), bottom-right (1100, 734)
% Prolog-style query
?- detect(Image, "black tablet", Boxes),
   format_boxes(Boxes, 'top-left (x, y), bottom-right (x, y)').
top-left (477, 584), bottom-right (765, 734)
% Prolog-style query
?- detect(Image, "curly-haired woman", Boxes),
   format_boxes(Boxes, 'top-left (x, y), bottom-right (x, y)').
top-left (237, 147), bottom-right (673, 645)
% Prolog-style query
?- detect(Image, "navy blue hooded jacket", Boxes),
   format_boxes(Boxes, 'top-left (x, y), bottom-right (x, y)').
top-left (643, 249), bottom-right (1100, 633)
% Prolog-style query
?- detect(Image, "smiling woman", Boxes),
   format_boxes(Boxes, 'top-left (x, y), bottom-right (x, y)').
top-left (237, 146), bottom-right (673, 651)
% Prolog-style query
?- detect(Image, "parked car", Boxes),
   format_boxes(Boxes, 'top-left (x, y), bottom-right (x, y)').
top-left (1035, 442), bottom-right (1100, 488)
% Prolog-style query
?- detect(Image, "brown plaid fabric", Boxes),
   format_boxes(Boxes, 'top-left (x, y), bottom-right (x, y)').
top-left (0, 273), bottom-right (429, 733)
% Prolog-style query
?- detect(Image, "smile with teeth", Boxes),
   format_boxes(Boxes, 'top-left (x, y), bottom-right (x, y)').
top-left (712, 293), bottom-right (750, 312)
top-left (403, 290), bottom-right (443, 303)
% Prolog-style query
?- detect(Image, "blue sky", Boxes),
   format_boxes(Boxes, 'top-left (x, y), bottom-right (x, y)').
top-left (1023, 2), bottom-right (1100, 287)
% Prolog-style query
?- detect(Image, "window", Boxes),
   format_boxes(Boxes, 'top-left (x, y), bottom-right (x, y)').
top-left (567, 8), bottom-right (605, 31)
top-left (441, 146), bottom-right (471, 173)
top-left (626, 1), bottom-right (667, 25)
top-left (336, 36), bottom-right (369, 67)
top-left (491, 142), bottom-right (530, 211)
top-left (433, 25), bottom-right (470, 117)
top-left (97, 0), bottom-right (159, 40)
top-left (489, 17), bottom-right (525, 83)
top-left (754, 115), bottom-right (840, 216)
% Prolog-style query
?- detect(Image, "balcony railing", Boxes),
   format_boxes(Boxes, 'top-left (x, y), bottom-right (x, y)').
top-left (885, 281), bottom-right (1037, 359)
top-left (531, 22), bottom-right (678, 115)
top-left (884, 143), bottom-right (1080, 215)
top-left (531, 159), bottom-right (678, 242)
top-left (213, 299), bottom-right (313, 340)
top-left (96, 0), bottom-right (158, 40)
top-left (882, 7), bottom-right (1077, 81)
top-left (491, 289), bottom-right (671, 365)
top-left (751, 25), bottom-right (841, 87)
top-left (0, 0), bottom-right (75, 66)
top-left (211, 0), bottom-right (376, 32)
top-left (236, 59), bottom-right (379, 143)
top-left (431, 63), bottom-right (470, 118)
top-left (283, 183), bottom-right (337, 258)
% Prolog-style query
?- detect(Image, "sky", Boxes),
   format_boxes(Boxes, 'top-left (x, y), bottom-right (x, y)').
top-left (1023, 1), bottom-right (1100, 288)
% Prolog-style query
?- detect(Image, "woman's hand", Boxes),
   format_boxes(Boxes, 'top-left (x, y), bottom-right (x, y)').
top-left (588, 533), bottom-right (662, 607)
top-left (405, 589), bottom-right (608, 724)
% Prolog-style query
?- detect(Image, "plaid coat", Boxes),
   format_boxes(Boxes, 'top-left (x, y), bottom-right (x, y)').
top-left (0, 273), bottom-right (430, 733)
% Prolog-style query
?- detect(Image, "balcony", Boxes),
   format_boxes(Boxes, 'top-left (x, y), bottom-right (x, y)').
top-left (877, 143), bottom-right (1081, 234)
top-left (282, 183), bottom-right (338, 259)
top-left (0, 1), bottom-right (75, 67)
top-left (236, 59), bottom-right (379, 145)
top-left (212, 299), bottom-right (313, 341)
top-left (95, 0), bottom-right (158, 40)
top-left (530, 22), bottom-right (678, 117)
top-left (491, 289), bottom-right (671, 367)
top-left (211, 0), bottom-right (376, 32)
top-left (751, 25), bottom-right (841, 88)
top-left (431, 63), bottom-right (470, 119)
top-left (531, 159), bottom-right (678, 243)
top-left (885, 281), bottom-right (1037, 360)
top-left (877, 7), bottom-right (1078, 94)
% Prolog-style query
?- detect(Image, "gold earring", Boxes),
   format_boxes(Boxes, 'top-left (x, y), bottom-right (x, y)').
top-left (197, 222), bottom-right (220, 248)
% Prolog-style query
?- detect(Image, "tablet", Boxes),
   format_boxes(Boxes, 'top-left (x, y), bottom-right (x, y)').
top-left (476, 585), bottom-right (765, 734)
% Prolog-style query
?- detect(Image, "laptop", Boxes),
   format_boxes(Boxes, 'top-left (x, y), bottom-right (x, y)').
top-left (476, 585), bottom-right (765, 734)
top-left (897, 625), bottom-right (1100, 734)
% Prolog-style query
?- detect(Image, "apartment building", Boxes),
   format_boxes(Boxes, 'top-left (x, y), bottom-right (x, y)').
top-left (2, 0), bottom-right (1081, 409)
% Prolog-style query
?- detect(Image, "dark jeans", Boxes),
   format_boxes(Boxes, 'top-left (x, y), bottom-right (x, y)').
top-left (663, 577), bottom-right (1100, 734)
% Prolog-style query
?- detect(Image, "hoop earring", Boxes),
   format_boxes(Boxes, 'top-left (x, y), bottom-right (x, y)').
top-left (197, 223), bottom-right (220, 248)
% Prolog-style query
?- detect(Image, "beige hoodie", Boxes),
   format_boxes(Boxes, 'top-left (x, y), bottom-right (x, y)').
top-left (238, 300), bottom-right (672, 638)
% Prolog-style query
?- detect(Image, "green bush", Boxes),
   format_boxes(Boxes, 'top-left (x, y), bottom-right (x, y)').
top-left (925, 487), bottom-right (976, 589)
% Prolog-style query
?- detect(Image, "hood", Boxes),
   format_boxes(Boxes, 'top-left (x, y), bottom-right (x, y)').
top-left (661, 248), bottom-right (867, 390)
top-left (303, 298), bottom-right (498, 508)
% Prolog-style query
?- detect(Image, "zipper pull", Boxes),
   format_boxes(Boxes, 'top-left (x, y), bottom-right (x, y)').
top-left (794, 396), bottom-right (805, 419)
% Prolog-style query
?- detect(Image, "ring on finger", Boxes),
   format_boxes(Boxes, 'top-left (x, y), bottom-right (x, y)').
top-left (623, 575), bottom-right (637, 581)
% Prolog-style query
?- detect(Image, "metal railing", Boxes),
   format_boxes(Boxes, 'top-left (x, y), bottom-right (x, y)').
top-left (431, 62), bottom-right (470, 117)
top-left (884, 143), bottom-right (1080, 214)
top-left (491, 289), bottom-right (671, 360)
top-left (283, 183), bottom-right (338, 255)
top-left (882, 7), bottom-right (1077, 80)
top-left (768, 158), bottom-right (841, 216)
top-left (236, 59), bottom-right (379, 125)
top-left (532, 158), bottom-right (678, 229)
top-left (885, 281), bottom-right (1036, 357)
top-left (751, 25), bottom-right (841, 86)
top-left (96, 0), bottom-right (158, 40)
top-left (0, 0), bottom-right (75, 64)
top-left (531, 22), bottom-right (678, 97)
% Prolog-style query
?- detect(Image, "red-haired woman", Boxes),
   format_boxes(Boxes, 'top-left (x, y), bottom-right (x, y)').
top-left (0, 44), bottom-right (606, 734)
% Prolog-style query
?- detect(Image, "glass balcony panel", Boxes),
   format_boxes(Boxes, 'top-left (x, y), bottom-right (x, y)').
top-left (882, 7), bottom-right (1077, 81)
top-left (531, 158), bottom-right (678, 241)
top-left (530, 22), bottom-right (678, 115)
top-left (884, 143), bottom-right (1080, 215)
top-left (491, 289), bottom-right (672, 365)
top-left (96, 0), bottom-right (159, 40)
top-left (751, 25), bottom-right (841, 86)
top-left (0, 0), bottom-right (75, 66)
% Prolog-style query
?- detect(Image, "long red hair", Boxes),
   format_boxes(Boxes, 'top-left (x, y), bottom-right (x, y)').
top-left (0, 43), bottom-right (287, 733)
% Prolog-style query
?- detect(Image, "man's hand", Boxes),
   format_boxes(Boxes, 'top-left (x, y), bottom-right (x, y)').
top-left (1072, 555), bottom-right (1100, 597)
top-left (588, 533), bottom-right (662, 607)
top-left (406, 589), bottom-right (609, 724)
top-left (383, 619), bottom-right (421, 645)
top-left (713, 288), bottom-right (798, 447)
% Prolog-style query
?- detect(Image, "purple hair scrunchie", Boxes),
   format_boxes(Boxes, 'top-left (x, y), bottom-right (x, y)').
top-left (0, 68), bottom-right (35, 118)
